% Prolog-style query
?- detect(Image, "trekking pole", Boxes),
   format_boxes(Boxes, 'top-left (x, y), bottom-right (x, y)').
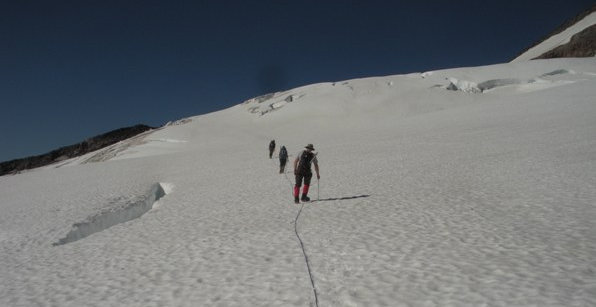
top-left (317, 178), bottom-right (320, 201)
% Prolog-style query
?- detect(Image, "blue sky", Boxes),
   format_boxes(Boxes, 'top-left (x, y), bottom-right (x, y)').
top-left (1, 0), bottom-right (594, 162)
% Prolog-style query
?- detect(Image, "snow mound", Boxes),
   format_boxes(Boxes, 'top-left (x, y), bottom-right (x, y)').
top-left (53, 183), bottom-right (170, 246)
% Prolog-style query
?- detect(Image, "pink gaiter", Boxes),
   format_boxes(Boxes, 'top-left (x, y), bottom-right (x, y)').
top-left (302, 185), bottom-right (310, 195)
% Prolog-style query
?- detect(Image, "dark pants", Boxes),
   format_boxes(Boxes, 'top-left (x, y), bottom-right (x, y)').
top-left (295, 172), bottom-right (312, 187)
top-left (279, 158), bottom-right (287, 173)
top-left (294, 172), bottom-right (312, 198)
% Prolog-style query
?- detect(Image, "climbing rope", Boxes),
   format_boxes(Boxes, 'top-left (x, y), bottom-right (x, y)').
top-left (275, 157), bottom-right (319, 306)
top-left (288, 169), bottom-right (320, 306)
top-left (294, 202), bottom-right (319, 307)
top-left (283, 170), bottom-right (294, 189)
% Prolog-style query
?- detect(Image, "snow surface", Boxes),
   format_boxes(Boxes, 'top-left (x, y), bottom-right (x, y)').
top-left (1, 58), bottom-right (596, 306)
top-left (512, 11), bottom-right (596, 62)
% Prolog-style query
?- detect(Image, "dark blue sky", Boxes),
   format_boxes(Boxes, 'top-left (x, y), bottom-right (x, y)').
top-left (1, 0), bottom-right (594, 162)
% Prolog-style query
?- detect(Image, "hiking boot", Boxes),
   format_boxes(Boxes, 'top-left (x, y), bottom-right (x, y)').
top-left (294, 196), bottom-right (300, 204)
top-left (301, 195), bottom-right (310, 202)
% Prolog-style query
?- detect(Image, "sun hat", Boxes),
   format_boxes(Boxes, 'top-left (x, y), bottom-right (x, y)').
top-left (305, 144), bottom-right (315, 150)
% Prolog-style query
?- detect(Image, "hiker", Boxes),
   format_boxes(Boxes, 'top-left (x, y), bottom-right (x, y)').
top-left (293, 144), bottom-right (320, 203)
top-left (269, 140), bottom-right (276, 159)
top-left (279, 145), bottom-right (288, 173)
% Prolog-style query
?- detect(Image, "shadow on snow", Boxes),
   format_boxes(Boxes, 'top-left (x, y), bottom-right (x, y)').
top-left (311, 194), bottom-right (370, 203)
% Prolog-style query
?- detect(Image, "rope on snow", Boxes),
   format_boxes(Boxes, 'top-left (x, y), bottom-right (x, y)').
top-left (294, 202), bottom-right (319, 307)
top-left (276, 159), bottom-right (319, 306)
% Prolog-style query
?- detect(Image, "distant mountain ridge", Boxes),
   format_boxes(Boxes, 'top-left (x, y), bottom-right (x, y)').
top-left (513, 4), bottom-right (596, 61)
top-left (0, 124), bottom-right (154, 176)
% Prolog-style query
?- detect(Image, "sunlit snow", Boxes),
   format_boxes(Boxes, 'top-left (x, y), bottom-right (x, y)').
top-left (1, 58), bottom-right (596, 306)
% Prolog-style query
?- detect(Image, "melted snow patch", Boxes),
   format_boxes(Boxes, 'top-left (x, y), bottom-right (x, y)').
top-left (540, 69), bottom-right (574, 77)
top-left (53, 183), bottom-right (170, 246)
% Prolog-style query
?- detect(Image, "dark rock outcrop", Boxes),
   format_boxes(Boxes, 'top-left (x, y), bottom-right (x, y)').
top-left (533, 24), bottom-right (596, 59)
top-left (0, 124), bottom-right (155, 176)
top-left (513, 4), bottom-right (596, 60)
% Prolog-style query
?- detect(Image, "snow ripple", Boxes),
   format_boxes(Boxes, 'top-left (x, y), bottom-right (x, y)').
top-left (53, 183), bottom-right (169, 246)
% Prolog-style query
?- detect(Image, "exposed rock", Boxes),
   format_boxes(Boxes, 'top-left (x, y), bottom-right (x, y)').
top-left (513, 4), bottom-right (596, 60)
top-left (533, 24), bottom-right (596, 59)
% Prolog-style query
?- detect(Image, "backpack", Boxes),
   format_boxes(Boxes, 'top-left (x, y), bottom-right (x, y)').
top-left (279, 146), bottom-right (288, 159)
top-left (297, 150), bottom-right (315, 174)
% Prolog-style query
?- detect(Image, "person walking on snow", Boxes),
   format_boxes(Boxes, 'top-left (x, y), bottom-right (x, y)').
top-left (279, 145), bottom-right (288, 174)
top-left (294, 144), bottom-right (320, 203)
top-left (268, 140), bottom-right (276, 159)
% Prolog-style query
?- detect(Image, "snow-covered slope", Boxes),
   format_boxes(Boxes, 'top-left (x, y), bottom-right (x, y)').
top-left (512, 10), bottom-right (596, 62)
top-left (1, 58), bottom-right (596, 306)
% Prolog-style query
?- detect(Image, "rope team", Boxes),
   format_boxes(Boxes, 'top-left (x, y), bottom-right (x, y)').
top-left (269, 141), bottom-right (321, 204)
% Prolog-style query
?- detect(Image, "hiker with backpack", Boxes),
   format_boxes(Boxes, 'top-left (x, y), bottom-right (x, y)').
top-left (268, 140), bottom-right (276, 159)
top-left (279, 145), bottom-right (288, 174)
top-left (293, 144), bottom-right (320, 203)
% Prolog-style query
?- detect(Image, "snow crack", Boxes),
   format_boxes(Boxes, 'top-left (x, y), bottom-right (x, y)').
top-left (440, 69), bottom-right (577, 93)
top-left (244, 92), bottom-right (305, 116)
top-left (53, 183), bottom-right (170, 246)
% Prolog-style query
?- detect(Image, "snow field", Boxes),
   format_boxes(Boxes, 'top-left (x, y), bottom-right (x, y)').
top-left (1, 58), bottom-right (596, 306)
